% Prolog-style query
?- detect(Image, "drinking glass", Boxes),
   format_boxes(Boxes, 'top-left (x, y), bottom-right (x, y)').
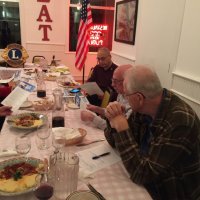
top-left (37, 122), bottom-right (51, 150)
top-left (52, 131), bottom-right (66, 154)
top-left (15, 136), bottom-right (31, 160)
top-left (34, 173), bottom-right (54, 200)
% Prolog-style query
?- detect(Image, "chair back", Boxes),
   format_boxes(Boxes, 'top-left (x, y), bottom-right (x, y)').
top-left (100, 90), bottom-right (110, 108)
top-left (1, 43), bottom-right (29, 68)
top-left (88, 67), bottom-right (94, 80)
top-left (32, 55), bottom-right (46, 64)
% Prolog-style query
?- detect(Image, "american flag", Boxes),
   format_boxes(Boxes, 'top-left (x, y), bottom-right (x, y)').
top-left (75, 0), bottom-right (93, 70)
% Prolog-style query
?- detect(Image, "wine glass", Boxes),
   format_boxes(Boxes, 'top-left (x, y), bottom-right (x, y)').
top-left (42, 95), bottom-right (53, 116)
top-left (34, 174), bottom-right (54, 200)
top-left (15, 136), bottom-right (31, 161)
top-left (37, 122), bottom-right (51, 150)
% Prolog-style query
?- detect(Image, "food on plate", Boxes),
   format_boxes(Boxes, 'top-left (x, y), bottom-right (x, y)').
top-left (23, 68), bottom-right (35, 75)
top-left (61, 81), bottom-right (76, 87)
top-left (50, 67), bottom-right (69, 73)
top-left (14, 115), bottom-right (42, 127)
top-left (0, 161), bottom-right (44, 193)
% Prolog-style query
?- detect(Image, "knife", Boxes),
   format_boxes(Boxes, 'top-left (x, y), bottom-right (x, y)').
top-left (76, 139), bottom-right (105, 146)
top-left (20, 129), bottom-right (37, 138)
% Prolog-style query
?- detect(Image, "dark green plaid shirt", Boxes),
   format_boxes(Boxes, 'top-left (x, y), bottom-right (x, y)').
top-left (105, 89), bottom-right (200, 200)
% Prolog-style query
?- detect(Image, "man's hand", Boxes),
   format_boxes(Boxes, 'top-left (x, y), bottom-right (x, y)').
top-left (0, 106), bottom-right (12, 116)
top-left (80, 110), bottom-right (95, 122)
top-left (105, 102), bottom-right (129, 132)
top-left (86, 104), bottom-right (105, 116)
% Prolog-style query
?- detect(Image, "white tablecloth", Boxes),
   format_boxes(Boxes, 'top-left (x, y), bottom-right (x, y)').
top-left (0, 69), bottom-right (152, 200)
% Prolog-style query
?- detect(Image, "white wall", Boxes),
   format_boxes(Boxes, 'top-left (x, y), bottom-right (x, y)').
top-left (129, 0), bottom-right (186, 89)
top-left (111, 0), bottom-right (200, 117)
top-left (19, 0), bottom-right (95, 81)
top-left (111, 0), bottom-right (136, 66)
top-left (174, 0), bottom-right (200, 81)
top-left (171, 0), bottom-right (200, 118)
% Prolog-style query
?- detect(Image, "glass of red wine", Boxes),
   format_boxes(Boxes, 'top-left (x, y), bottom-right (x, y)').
top-left (34, 173), bottom-right (54, 200)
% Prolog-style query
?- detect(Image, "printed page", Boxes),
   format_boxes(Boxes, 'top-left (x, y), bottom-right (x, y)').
top-left (2, 81), bottom-right (35, 111)
top-left (77, 143), bottom-right (121, 176)
top-left (80, 82), bottom-right (104, 96)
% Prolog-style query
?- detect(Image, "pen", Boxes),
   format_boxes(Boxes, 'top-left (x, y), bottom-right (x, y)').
top-left (92, 152), bottom-right (110, 160)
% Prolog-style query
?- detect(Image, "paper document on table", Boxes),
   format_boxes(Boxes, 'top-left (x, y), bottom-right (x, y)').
top-left (2, 81), bottom-right (35, 111)
top-left (77, 143), bottom-right (121, 176)
top-left (80, 82), bottom-right (104, 96)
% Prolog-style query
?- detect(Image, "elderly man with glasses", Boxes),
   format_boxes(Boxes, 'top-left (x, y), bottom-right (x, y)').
top-left (104, 65), bottom-right (200, 200)
top-left (81, 64), bottom-right (132, 130)
top-left (86, 47), bottom-right (118, 106)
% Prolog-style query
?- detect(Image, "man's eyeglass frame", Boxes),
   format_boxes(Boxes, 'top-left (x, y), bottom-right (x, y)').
top-left (125, 91), bottom-right (146, 99)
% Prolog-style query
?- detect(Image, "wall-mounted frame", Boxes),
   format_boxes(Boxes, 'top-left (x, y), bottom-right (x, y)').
top-left (114, 0), bottom-right (138, 45)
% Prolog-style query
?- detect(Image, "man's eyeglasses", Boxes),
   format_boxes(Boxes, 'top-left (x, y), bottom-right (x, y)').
top-left (125, 91), bottom-right (146, 99)
top-left (112, 78), bottom-right (123, 84)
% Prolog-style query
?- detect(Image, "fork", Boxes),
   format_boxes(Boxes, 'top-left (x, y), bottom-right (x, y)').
top-left (20, 129), bottom-right (37, 138)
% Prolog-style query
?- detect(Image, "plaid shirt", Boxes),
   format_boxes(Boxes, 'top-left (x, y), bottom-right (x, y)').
top-left (105, 89), bottom-right (200, 200)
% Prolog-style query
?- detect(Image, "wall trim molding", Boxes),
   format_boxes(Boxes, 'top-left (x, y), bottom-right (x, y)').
top-left (111, 51), bottom-right (136, 61)
top-left (171, 89), bottom-right (200, 105)
top-left (172, 71), bottom-right (200, 84)
top-left (171, 72), bottom-right (200, 117)
top-left (26, 42), bottom-right (65, 46)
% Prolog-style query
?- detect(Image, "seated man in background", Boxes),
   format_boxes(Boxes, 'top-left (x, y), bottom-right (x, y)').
top-left (81, 64), bottom-right (132, 130)
top-left (105, 65), bottom-right (200, 200)
top-left (0, 84), bottom-right (12, 130)
top-left (87, 47), bottom-right (118, 106)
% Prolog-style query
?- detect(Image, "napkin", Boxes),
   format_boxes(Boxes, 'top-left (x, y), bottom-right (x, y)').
top-left (0, 150), bottom-right (18, 158)
top-left (52, 127), bottom-right (81, 140)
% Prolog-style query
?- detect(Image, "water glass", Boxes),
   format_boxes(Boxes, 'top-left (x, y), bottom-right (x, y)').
top-left (15, 136), bottom-right (31, 158)
top-left (37, 122), bottom-right (51, 150)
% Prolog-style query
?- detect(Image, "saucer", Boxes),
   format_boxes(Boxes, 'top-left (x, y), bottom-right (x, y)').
top-left (66, 191), bottom-right (100, 200)
top-left (67, 103), bottom-right (79, 109)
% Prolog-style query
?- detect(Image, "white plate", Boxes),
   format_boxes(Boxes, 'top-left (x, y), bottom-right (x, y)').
top-left (66, 190), bottom-right (100, 200)
top-left (0, 157), bottom-right (43, 196)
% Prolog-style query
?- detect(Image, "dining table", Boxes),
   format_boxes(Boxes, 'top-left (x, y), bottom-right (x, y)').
top-left (0, 66), bottom-right (152, 200)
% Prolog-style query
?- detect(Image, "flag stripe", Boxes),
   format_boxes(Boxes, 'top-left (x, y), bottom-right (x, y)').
top-left (75, 0), bottom-right (93, 70)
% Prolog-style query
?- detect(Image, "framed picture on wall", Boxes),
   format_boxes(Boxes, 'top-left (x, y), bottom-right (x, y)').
top-left (114, 0), bottom-right (138, 45)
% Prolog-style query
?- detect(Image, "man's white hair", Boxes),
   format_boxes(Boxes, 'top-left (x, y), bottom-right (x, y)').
top-left (124, 65), bottom-right (162, 98)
